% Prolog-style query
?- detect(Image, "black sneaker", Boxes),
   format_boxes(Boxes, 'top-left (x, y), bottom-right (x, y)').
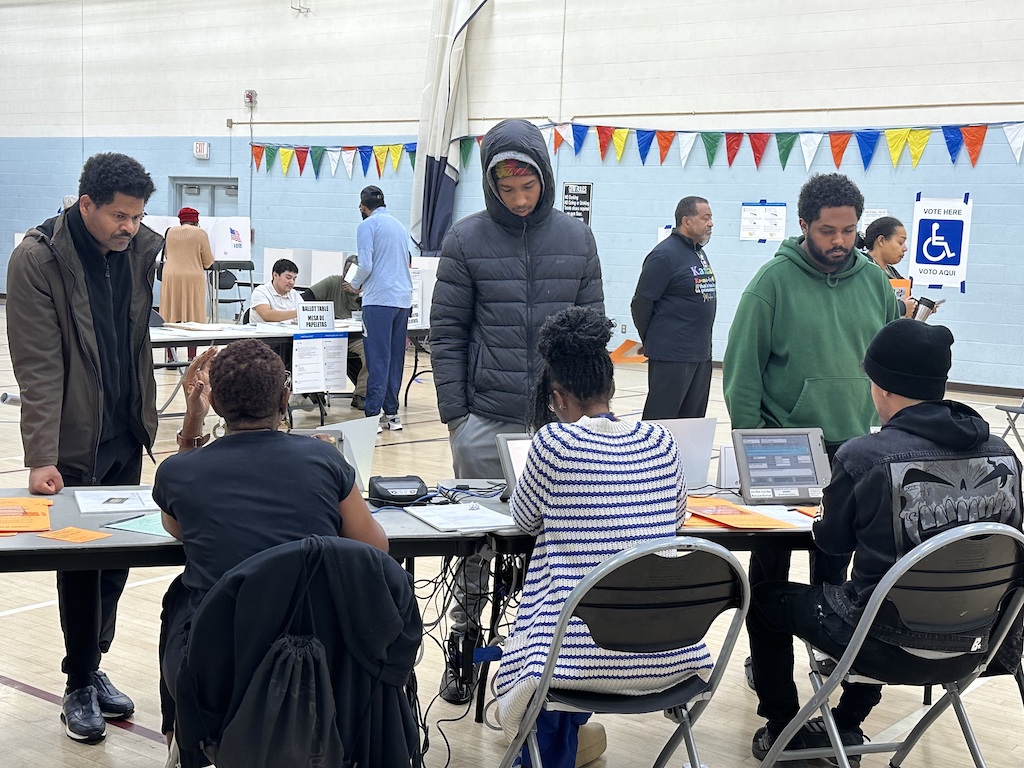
top-left (751, 718), bottom-right (864, 766)
top-left (91, 670), bottom-right (135, 719)
top-left (351, 394), bottom-right (366, 410)
top-left (439, 667), bottom-right (475, 705)
top-left (807, 716), bottom-right (865, 767)
top-left (60, 685), bottom-right (105, 743)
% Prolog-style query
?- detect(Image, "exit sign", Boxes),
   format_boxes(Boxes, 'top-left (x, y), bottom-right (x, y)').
top-left (193, 141), bottom-right (210, 160)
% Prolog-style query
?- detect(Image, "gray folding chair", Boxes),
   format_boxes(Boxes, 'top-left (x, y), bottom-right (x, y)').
top-left (997, 398), bottom-right (1024, 454)
top-left (497, 536), bottom-right (750, 768)
top-left (760, 522), bottom-right (1024, 768)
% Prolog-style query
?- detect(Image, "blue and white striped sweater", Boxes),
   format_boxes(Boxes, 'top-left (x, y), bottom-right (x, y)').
top-left (495, 416), bottom-right (713, 739)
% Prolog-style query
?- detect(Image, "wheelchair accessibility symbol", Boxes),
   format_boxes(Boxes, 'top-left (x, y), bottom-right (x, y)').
top-left (917, 219), bottom-right (963, 265)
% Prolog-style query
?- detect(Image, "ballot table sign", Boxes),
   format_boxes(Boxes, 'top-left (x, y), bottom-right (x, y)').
top-left (908, 195), bottom-right (972, 291)
top-left (291, 330), bottom-right (348, 394)
top-left (298, 302), bottom-right (335, 332)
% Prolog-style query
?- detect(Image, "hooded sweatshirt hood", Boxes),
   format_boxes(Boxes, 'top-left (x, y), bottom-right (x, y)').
top-left (480, 119), bottom-right (555, 231)
top-left (777, 235), bottom-right (872, 285)
top-left (884, 400), bottom-right (990, 451)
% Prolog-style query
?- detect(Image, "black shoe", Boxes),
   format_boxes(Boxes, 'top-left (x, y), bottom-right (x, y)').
top-left (744, 655), bottom-right (755, 690)
top-left (807, 716), bottom-right (865, 767)
top-left (351, 394), bottom-right (366, 410)
top-left (60, 685), bottom-right (105, 743)
top-left (438, 631), bottom-right (478, 705)
top-left (91, 670), bottom-right (134, 719)
top-left (751, 718), bottom-right (863, 765)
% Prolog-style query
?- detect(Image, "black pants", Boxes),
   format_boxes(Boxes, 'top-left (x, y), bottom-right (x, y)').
top-left (750, 581), bottom-right (979, 729)
top-left (642, 360), bottom-right (712, 420)
top-left (57, 432), bottom-right (142, 690)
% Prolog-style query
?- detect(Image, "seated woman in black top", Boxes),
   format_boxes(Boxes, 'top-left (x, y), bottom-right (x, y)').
top-left (154, 339), bottom-right (387, 748)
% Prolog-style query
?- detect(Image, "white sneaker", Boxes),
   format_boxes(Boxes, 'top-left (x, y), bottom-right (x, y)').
top-left (382, 414), bottom-right (403, 431)
top-left (576, 722), bottom-right (607, 767)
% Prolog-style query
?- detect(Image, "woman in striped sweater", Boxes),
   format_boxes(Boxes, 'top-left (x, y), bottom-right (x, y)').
top-left (494, 306), bottom-right (713, 767)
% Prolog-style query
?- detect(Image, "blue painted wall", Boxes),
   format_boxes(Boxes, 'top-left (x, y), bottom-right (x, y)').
top-left (1, 130), bottom-right (1021, 388)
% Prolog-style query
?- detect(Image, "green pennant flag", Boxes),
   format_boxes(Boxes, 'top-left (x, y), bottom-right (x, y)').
top-left (776, 132), bottom-right (798, 169)
top-left (460, 138), bottom-right (474, 169)
top-left (310, 146), bottom-right (325, 179)
top-left (264, 145), bottom-right (278, 173)
top-left (701, 133), bottom-right (722, 167)
top-left (408, 151), bottom-right (416, 170)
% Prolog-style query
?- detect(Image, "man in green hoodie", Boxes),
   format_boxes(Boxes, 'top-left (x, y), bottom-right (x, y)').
top-left (723, 173), bottom-right (899, 741)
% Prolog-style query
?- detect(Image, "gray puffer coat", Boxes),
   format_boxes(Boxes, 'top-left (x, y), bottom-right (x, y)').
top-left (429, 119), bottom-right (604, 425)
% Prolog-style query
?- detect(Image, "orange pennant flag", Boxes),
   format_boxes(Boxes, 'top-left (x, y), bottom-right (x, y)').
top-left (553, 130), bottom-right (564, 153)
top-left (251, 144), bottom-right (264, 171)
top-left (960, 125), bottom-right (987, 166)
top-left (908, 128), bottom-right (931, 168)
top-left (279, 147), bottom-right (294, 176)
top-left (656, 131), bottom-right (675, 164)
top-left (829, 132), bottom-right (851, 168)
top-left (612, 128), bottom-right (629, 161)
top-left (596, 126), bottom-right (615, 160)
top-left (748, 133), bottom-right (770, 168)
top-left (609, 340), bottom-right (647, 364)
top-left (373, 145), bottom-right (388, 177)
top-left (295, 147), bottom-right (309, 175)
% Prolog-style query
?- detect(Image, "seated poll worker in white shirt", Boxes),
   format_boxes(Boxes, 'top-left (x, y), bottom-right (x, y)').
top-left (249, 257), bottom-right (302, 322)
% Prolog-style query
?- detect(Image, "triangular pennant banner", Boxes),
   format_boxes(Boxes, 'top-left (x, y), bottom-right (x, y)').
top-left (942, 126), bottom-right (964, 164)
top-left (554, 123), bottom-right (573, 154)
top-left (341, 148), bottom-right (355, 179)
top-left (885, 128), bottom-right (911, 167)
top-left (540, 126), bottom-right (553, 152)
top-left (701, 133), bottom-right (722, 167)
top-left (829, 132), bottom-right (851, 168)
top-left (725, 132), bottom-right (743, 166)
top-left (776, 132), bottom-right (797, 169)
top-left (372, 145), bottom-right (388, 177)
top-left (678, 132), bottom-right (697, 168)
top-left (656, 131), bottom-right (675, 164)
top-left (636, 129), bottom-right (655, 165)
top-left (310, 146), bottom-right (325, 179)
top-left (596, 126), bottom-right (614, 160)
top-left (855, 131), bottom-right (880, 170)
top-left (357, 146), bottom-right (372, 176)
top-left (1003, 123), bottom-right (1024, 163)
top-left (748, 133), bottom-right (770, 169)
top-left (960, 125), bottom-right (987, 167)
top-left (295, 147), bottom-right (309, 175)
top-left (404, 142), bottom-right (417, 170)
top-left (908, 128), bottom-right (931, 169)
top-left (251, 144), bottom-right (264, 171)
top-left (476, 135), bottom-right (483, 146)
top-left (264, 145), bottom-right (278, 173)
top-left (612, 128), bottom-right (629, 161)
top-left (328, 148), bottom-right (342, 178)
top-left (279, 147), bottom-right (294, 176)
top-left (800, 133), bottom-right (823, 171)
top-left (572, 124), bottom-right (589, 155)
top-left (389, 144), bottom-right (403, 172)
top-left (459, 138), bottom-right (474, 170)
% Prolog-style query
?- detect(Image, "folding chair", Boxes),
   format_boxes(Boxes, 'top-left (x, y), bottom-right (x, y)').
top-left (997, 397), bottom-right (1024, 454)
top-left (149, 309), bottom-right (191, 417)
top-left (760, 522), bottom-right (1024, 768)
top-left (497, 536), bottom-right (750, 768)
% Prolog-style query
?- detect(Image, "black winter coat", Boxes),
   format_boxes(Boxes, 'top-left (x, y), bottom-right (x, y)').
top-left (430, 119), bottom-right (604, 425)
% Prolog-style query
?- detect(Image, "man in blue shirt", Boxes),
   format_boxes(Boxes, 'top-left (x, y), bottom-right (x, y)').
top-left (348, 186), bottom-right (413, 431)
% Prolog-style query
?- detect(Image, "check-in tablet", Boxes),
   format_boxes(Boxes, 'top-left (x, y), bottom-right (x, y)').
top-left (496, 433), bottom-right (532, 501)
top-left (731, 428), bottom-right (831, 505)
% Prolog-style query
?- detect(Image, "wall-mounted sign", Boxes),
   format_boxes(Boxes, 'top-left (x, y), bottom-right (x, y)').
top-left (562, 182), bottom-right (593, 227)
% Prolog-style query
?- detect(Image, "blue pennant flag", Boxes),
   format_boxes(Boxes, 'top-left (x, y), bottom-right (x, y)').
top-left (942, 126), bottom-right (963, 164)
top-left (855, 131), bottom-right (880, 170)
top-left (636, 130), bottom-right (655, 165)
top-left (572, 124), bottom-right (589, 155)
top-left (358, 146), bottom-right (373, 176)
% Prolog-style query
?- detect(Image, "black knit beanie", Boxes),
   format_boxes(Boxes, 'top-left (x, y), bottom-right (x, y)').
top-left (863, 319), bottom-right (954, 401)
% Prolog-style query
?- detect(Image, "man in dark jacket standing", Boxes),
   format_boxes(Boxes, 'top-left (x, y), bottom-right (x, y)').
top-left (430, 118), bottom-right (604, 702)
top-left (7, 153), bottom-right (160, 744)
top-left (631, 196), bottom-right (716, 419)
top-left (748, 319), bottom-right (1023, 761)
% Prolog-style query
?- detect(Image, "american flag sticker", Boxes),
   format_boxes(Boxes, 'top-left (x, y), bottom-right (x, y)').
top-left (229, 228), bottom-right (243, 248)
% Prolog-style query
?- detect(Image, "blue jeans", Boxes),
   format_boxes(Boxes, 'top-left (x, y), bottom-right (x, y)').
top-left (361, 304), bottom-right (410, 417)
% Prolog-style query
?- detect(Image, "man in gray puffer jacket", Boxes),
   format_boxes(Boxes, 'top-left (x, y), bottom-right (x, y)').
top-left (430, 118), bottom-right (604, 702)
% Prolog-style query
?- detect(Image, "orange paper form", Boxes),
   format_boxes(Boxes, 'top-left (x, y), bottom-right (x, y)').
top-left (686, 496), bottom-right (795, 529)
top-left (38, 527), bottom-right (112, 543)
top-left (0, 497), bottom-right (53, 533)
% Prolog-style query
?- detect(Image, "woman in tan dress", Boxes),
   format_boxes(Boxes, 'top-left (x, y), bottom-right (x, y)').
top-left (159, 207), bottom-right (214, 322)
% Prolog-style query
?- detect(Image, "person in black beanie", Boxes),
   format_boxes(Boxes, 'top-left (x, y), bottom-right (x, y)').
top-left (747, 319), bottom-right (1024, 764)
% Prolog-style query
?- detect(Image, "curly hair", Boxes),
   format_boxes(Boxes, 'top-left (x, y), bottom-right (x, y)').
top-left (857, 215), bottom-right (905, 252)
top-left (797, 173), bottom-right (864, 225)
top-left (209, 339), bottom-right (287, 427)
top-left (77, 153), bottom-right (155, 206)
top-left (528, 306), bottom-right (614, 432)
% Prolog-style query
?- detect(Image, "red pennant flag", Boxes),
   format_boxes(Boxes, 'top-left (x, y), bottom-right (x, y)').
top-left (725, 133), bottom-right (743, 166)
top-left (596, 126), bottom-right (615, 160)
top-left (295, 147), bottom-right (309, 175)
top-left (960, 125), bottom-right (987, 167)
top-left (476, 135), bottom-right (483, 146)
top-left (830, 132), bottom-right (852, 168)
top-left (553, 131), bottom-right (564, 154)
top-left (251, 144), bottom-right (264, 171)
top-left (748, 133), bottom-right (770, 168)
top-left (656, 131), bottom-right (675, 164)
